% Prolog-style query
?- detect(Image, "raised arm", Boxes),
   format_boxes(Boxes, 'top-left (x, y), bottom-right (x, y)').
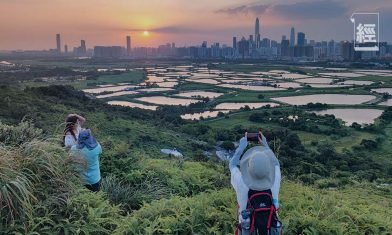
top-left (259, 133), bottom-right (270, 149)
top-left (229, 137), bottom-right (248, 171)
top-left (271, 158), bottom-right (281, 209)
top-left (67, 113), bottom-right (86, 126)
top-left (76, 114), bottom-right (86, 126)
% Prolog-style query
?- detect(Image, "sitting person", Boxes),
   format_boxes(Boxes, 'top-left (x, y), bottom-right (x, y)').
top-left (70, 129), bottom-right (102, 192)
top-left (229, 131), bottom-right (281, 235)
top-left (63, 114), bottom-right (86, 148)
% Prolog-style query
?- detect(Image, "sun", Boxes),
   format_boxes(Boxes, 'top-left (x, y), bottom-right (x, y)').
top-left (143, 31), bottom-right (150, 36)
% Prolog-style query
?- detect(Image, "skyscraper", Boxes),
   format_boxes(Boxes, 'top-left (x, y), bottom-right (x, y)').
top-left (297, 32), bottom-right (305, 46)
top-left (238, 37), bottom-right (249, 58)
top-left (126, 36), bottom-right (131, 56)
top-left (281, 40), bottom-right (290, 57)
top-left (290, 27), bottom-right (295, 46)
top-left (81, 40), bottom-right (86, 54)
top-left (233, 37), bottom-right (237, 49)
top-left (56, 34), bottom-right (61, 52)
top-left (64, 45), bottom-right (68, 54)
top-left (261, 38), bottom-right (270, 48)
top-left (255, 18), bottom-right (260, 48)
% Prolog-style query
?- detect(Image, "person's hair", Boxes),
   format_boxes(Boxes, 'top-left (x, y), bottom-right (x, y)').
top-left (63, 115), bottom-right (79, 146)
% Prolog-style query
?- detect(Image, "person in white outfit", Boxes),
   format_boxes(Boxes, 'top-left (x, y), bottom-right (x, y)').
top-left (229, 132), bottom-right (281, 235)
top-left (63, 114), bottom-right (86, 148)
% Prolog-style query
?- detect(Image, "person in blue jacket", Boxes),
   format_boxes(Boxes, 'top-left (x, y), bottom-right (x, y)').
top-left (71, 129), bottom-right (102, 192)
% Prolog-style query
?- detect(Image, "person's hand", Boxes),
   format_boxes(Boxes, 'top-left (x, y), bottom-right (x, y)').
top-left (239, 133), bottom-right (248, 148)
top-left (257, 129), bottom-right (267, 145)
top-left (258, 131), bottom-right (263, 145)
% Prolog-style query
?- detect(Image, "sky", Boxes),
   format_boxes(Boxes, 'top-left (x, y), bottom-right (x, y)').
top-left (0, 0), bottom-right (391, 50)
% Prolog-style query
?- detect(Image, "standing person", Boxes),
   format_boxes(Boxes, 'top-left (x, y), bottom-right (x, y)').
top-left (63, 114), bottom-right (86, 148)
top-left (70, 129), bottom-right (102, 192)
top-left (229, 131), bottom-right (281, 235)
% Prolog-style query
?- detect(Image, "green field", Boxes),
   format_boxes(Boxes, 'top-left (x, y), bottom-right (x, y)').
top-left (205, 108), bottom-right (378, 152)
top-left (1, 60), bottom-right (392, 234)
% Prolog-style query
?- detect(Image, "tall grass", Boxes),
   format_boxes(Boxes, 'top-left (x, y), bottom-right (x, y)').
top-left (0, 121), bottom-right (121, 234)
top-left (0, 121), bottom-right (74, 226)
top-left (1, 121), bottom-right (391, 234)
top-left (101, 174), bottom-right (170, 212)
top-left (0, 120), bottom-right (42, 146)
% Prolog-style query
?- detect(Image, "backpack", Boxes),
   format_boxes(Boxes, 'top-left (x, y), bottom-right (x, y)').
top-left (235, 189), bottom-right (283, 235)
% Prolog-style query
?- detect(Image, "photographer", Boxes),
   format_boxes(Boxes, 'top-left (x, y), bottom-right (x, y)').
top-left (63, 113), bottom-right (86, 148)
top-left (229, 131), bottom-right (281, 235)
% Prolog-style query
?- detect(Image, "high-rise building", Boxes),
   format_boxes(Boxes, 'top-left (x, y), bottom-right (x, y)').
top-left (341, 41), bottom-right (353, 60)
top-left (126, 36), bottom-right (131, 55)
top-left (290, 27), bottom-right (295, 46)
top-left (56, 34), bottom-right (61, 52)
top-left (261, 38), bottom-right (270, 48)
top-left (81, 40), bottom-right (86, 54)
top-left (328, 40), bottom-right (335, 57)
top-left (256, 34), bottom-right (261, 48)
top-left (73, 40), bottom-right (87, 55)
top-left (238, 37), bottom-right (250, 58)
top-left (94, 46), bottom-right (123, 58)
top-left (282, 35), bottom-right (287, 41)
top-left (281, 39), bottom-right (290, 57)
top-left (233, 37), bottom-right (237, 49)
top-left (297, 32), bottom-right (305, 46)
top-left (64, 45), bottom-right (68, 53)
top-left (255, 18), bottom-right (260, 48)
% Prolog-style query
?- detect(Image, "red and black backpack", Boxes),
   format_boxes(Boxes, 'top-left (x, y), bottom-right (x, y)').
top-left (235, 189), bottom-right (283, 235)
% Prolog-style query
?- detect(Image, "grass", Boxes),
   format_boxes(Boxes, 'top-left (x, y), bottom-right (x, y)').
top-left (372, 123), bottom-right (392, 166)
top-left (280, 181), bottom-right (392, 235)
top-left (205, 108), bottom-right (378, 152)
top-left (1, 86), bottom-right (391, 234)
top-left (296, 130), bottom-right (376, 152)
top-left (115, 180), bottom-right (392, 234)
top-left (73, 71), bottom-right (146, 89)
top-left (90, 71), bottom-right (146, 85)
top-left (2, 61), bottom-right (392, 234)
top-left (21, 71), bottom-right (146, 89)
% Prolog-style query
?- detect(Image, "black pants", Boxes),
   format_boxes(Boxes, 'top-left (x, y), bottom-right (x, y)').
top-left (85, 179), bottom-right (101, 192)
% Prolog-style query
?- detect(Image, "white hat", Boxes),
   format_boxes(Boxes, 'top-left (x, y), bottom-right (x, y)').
top-left (240, 146), bottom-right (276, 191)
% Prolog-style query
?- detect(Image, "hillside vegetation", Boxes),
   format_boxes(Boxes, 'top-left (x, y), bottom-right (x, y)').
top-left (0, 85), bottom-right (391, 234)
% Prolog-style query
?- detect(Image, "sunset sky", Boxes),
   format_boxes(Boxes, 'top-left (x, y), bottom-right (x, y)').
top-left (0, 0), bottom-right (391, 50)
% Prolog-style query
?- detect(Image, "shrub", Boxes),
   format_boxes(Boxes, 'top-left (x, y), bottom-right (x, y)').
top-left (221, 141), bottom-right (235, 150)
top-left (360, 139), bottom-right (378, 149)
top-left (0, 120), bottom-right (43, 146)
top-left (101, 174), bottom-right (170, 212)
top-left (0, 121), bottom-right (121, 234)
top-left (115, 188), bottom-right (237, 234)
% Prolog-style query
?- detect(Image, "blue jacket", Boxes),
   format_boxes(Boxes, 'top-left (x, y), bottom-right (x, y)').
top-left (71, 144), bottom-right (102, 185)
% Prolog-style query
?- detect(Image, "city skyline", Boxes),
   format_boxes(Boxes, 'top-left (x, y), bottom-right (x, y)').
top-left (1, 0), bottom-right (392, 50)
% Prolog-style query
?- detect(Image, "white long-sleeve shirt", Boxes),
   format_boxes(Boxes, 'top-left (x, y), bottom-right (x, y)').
top-left (64, 124), bottom-right (82, 148)
top-left (229, 136), bottom-right (281, 220)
